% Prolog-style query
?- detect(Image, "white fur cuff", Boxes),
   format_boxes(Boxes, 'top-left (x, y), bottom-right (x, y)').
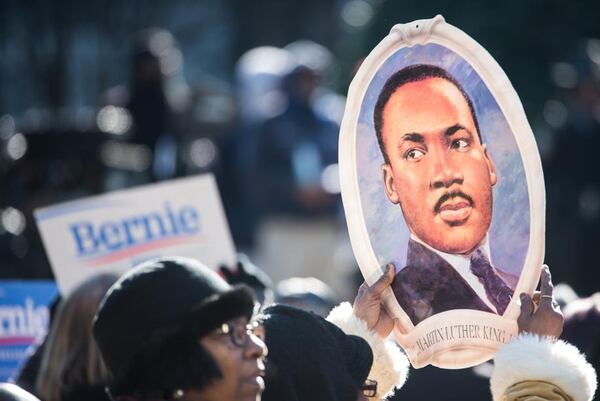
top-left (327, 302), bottom-right (409, 399)
top-left (490, 334), bottom-right (597, 401)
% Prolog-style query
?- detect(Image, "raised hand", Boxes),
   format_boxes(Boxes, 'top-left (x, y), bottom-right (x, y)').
top-left (517, 265), bottom-right (564, 339)
top-left (353, 264), bottom-right (396, 338)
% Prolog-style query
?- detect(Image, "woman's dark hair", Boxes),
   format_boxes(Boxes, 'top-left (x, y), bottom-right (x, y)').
top-left (108, 324), bottom-right (221, 399)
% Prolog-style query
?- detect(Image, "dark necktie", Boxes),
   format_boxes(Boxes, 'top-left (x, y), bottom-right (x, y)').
top-left (469, 249), bottom-right (512, 314)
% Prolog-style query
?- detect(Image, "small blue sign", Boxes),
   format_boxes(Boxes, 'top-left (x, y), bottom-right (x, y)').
top-left (0, 281), bottom-right (58, 381)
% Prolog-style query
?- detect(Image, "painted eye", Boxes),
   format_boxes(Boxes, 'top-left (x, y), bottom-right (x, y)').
top-left (405, 149), bottom-right (425, 160)
top-left (452, 138), bottom-right (470, 150)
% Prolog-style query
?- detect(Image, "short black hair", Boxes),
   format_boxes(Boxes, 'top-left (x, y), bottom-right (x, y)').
top-left (373, 64), bottom-right (481, 163)
top-left (107, 324), bottom-right (222, 400)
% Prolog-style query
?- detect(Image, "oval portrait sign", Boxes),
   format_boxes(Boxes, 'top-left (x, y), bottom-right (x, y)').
top-left (339, 15), bottom-right (545, 368)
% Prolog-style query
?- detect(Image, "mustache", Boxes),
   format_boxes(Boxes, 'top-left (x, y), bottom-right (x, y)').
top-left (434, 190), bottom-right (474, 214)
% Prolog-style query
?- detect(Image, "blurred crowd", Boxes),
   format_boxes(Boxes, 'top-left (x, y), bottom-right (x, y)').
top-left (0, 25), bottom-right (599, 401)
top-left (2, 28), bottom-right (600, 302)
top-left (0, 28), bottom-right (359, 298)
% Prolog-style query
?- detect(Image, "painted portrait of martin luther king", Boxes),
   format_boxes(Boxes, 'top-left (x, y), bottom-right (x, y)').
top-left (344, 43), bottom-right (533, 327)
top-left (376, 63), bottom-right (519, 325)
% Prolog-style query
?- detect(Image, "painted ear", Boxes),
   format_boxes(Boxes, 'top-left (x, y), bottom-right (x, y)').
top-left (382, 164), bottom-right (400, 204)
top-left (483, 145), bottom-right (497, 186)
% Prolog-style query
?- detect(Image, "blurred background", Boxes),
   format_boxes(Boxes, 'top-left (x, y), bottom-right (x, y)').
top-left (2, 1), bottom-right (600, 399)
top-left (1, 0), bottom-right (600, 299)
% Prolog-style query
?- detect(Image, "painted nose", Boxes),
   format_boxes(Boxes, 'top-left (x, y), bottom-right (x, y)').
top-left (430, 151), bottom-right (464, 189)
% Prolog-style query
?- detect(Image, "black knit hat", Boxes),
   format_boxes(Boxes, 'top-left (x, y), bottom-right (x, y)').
top-left (259, 305), bottom-right (373, 401)
top-left (93, 257), bottom-right (256, 378)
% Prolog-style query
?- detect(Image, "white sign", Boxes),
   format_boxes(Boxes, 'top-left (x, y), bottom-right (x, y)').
top-left (35, 174), bottom-right (236, 294)
top-left (339, 16), bottom-right (544, 368)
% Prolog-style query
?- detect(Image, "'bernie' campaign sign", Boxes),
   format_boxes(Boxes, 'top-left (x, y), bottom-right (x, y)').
top-left (35, 174), bottom-right (236, 295)
top-left (0, 281), bottom-right (58, 381)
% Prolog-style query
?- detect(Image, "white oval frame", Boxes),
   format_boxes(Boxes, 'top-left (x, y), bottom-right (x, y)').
top-left (339, 15), bottom-right (545, 368)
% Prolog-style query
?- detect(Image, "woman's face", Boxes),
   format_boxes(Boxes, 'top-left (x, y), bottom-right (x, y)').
top-left (182, 317), bottom-right (267, 401)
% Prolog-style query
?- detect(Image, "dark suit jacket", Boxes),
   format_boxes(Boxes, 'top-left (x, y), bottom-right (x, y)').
top-left (391, 239), bottom-right (518, 325)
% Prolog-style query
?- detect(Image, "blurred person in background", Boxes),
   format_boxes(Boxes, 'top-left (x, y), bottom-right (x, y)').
top-left (35, 273), bottom-right (118, 401)
top-left (275, 276), bottom-right (339, 317)
top-left (226, 46), bottom-right (298, 249)
top-left (253, 56), bottom-right (338, 219)
top-left (92, 257), bottom-right (266, 401)
top-left (248, 41), bottom-right (352, 295)
top-left (103, 28), bottom-right (182, 184)
top-left (103, 28), bottom-right (236, 187)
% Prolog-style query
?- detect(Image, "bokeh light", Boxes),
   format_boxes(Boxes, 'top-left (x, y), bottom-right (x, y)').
top-left (341, 0), bottom-right (374, 29)
top-left (96, 106), bottom-right (133, 135)
top-left (189, 138), bottom-right (218, 169)
top-left (100, 141), bottom-right (151, 171)
top-left (6, 133), bottom-right (28, 161)
top-left (321, 163), bottom-right (340, 194)
top-left (551, 62), bottom-right (578, 89)
top-left (543, 100), bottom-right (568, 128)
top-left (1, 207), bottom-right (26, 236)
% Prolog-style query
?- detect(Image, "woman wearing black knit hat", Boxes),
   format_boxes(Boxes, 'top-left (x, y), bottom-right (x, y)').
top-left (259, 304), bottom-right (378, 401)
top-left (92, 257), bottom-right (266, 401)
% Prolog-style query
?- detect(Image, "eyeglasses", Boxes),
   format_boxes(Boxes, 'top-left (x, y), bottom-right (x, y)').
top-left (214, 319), bottom-right (264, 348)
top-left (362, 379), bottom-right (377, 398)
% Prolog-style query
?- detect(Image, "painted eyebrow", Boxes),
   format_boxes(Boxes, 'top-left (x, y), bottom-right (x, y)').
top-left (400, 132), bottom-right (425, 144)
top-left (445, 124), bottom-right (473, 138)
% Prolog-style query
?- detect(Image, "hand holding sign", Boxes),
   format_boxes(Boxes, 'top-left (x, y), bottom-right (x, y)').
top-left (517, 266), bottom-right (564, 339)
top-left (353, 264), bottom-right (397, 338)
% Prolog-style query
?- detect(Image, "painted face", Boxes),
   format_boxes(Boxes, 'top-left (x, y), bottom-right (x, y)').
top-left (380, 77), bottom-right (497, 254)
top-left (185, 317), bottom-right (267, 401)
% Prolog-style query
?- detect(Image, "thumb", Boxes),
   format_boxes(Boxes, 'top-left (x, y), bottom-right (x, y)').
top-left (368, 264), bottom-right (395, 296)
